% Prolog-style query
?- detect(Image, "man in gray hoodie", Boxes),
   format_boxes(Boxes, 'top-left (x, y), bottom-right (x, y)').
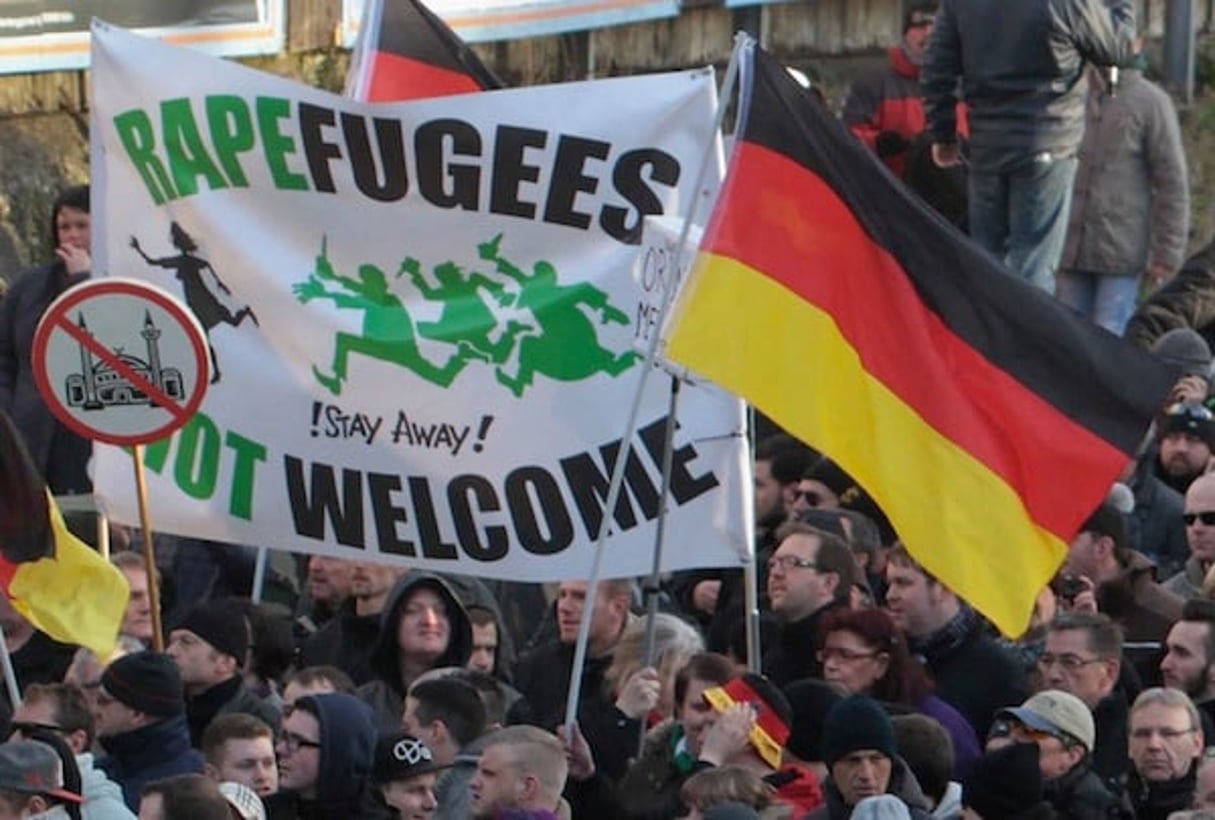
top-left (403, 677), bottom-right (488, 818)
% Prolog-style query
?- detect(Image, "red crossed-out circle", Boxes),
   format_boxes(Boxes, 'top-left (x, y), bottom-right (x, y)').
top-left (32, 278), bottom-right (210, 446)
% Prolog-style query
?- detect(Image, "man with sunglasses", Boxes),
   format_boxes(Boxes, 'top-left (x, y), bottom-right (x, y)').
top-left (8, 683), bottom-right (133, 820)
top-left (1164, 474), bottom-right (1215, 600)
top-left (92, 651), bottom-right (203, 811)
top-left (988, 690), bottom-right (1131, 819)
top-left (762, 523), bottom-right (857, 686)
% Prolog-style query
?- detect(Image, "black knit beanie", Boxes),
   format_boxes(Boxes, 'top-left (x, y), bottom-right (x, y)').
top-left (101, 651), bottom-right (185, 717)
top-left (821, 695), bottom-right (895, 766)
top-left (178, 600), bottom-right (249, 662)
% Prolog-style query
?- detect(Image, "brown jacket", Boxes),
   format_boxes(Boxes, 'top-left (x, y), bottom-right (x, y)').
top-left (1098, 551), bottom-right (1184, 643)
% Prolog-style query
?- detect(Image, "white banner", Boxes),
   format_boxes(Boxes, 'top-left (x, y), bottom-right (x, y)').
top-left (89, 22), bottom-right (749, 581)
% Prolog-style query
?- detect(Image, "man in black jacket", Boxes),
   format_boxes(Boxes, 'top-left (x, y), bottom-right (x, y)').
top-left (762, 522), bottom-right (855, 686)
top-left (922, 0), bottom-right (1135, 293)
top-left (167, 601), bottom-right (280, 746)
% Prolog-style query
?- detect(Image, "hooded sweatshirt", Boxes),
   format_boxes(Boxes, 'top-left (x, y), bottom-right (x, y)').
top-left (355, 572), bottom-right (473, 728)
top-left (264, 692), bottom-right (391, 820)
top-left (76, 752), bottom-right (135, 820)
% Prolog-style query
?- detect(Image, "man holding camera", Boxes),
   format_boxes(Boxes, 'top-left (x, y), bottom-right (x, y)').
top-left (1062, 495), bottom-right (1183, 645)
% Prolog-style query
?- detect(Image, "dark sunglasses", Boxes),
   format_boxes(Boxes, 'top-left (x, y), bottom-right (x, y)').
top-left (795, 490), bottom-right (823, 506)
top-left (1184, 511), bottom-right (1215, 527)
top-left (1167, 401), bottom-right (1215, 421)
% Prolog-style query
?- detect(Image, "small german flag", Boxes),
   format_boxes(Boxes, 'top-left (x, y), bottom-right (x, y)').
top-left (0, 411), bottom-right (128, 657)
top-left (346, 0), bottom-right (504, 102)
top-left (665, 45), bottom-right (1173, 636)
top-left (703, 675), bottom-right (790, 769)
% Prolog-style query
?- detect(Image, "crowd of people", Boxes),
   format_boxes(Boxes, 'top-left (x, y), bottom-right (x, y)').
top-left (4, 0), bottom-right (1215, 819)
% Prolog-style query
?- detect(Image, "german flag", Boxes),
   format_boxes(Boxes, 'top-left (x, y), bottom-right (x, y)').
top-left (0, 411), bottom-right (128, 657)
top-left (346, 0), bottom-right (504, 102)
top-left (664, 46), bottom-right (1173, 636)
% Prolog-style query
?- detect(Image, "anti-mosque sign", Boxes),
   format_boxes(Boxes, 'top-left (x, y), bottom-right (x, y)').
top-left (89, 22), bottom-right (750, 580)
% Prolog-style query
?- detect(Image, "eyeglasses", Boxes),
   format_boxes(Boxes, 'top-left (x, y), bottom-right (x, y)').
top-left (280, 731), bottom-right (321, 754)
top-left (1184, 511), bottom-right (1215, 527)
top-left (817, 647), bottom-right (881, 663)
top-left (1037, 653), bottom-right (1106, 672)
top-left (1130, 727), bottom-right (1197, 741)
top-left (1166, 402), bottom-right (1215, 420)
top-left (768, 555), bottom-right (821, 572)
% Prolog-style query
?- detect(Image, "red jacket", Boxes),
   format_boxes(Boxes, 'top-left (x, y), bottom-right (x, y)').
top-left (767, 761), bottom-right (825, 814)
top-left (843, 47), bottom-right (968, 177)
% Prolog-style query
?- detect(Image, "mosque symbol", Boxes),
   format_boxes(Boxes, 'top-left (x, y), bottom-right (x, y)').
top-left (65, 311), bottom-right (185, 410)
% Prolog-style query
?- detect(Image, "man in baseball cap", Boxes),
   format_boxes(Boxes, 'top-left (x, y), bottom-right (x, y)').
top-left (0, 739), bottom-right (83, 819)
top-left (373, 732), bottom-right (446, 820)
top-left (989, 690), bottom-right (1128, 816)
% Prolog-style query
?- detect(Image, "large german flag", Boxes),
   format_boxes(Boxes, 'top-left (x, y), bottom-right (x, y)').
top-left (0, 411), bottom-right (128, 657)
top-left (665, 46), bottom-right (1173, 636)
top-left (346, 0), bottom-right (504, 102)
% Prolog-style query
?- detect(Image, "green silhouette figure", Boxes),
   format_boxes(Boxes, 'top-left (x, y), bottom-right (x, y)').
top-left (477, 234), bottom-right (640, 397)
top-left (293, 241), bottom-right (475, 395)
top-left (397, 257), bottom-right (531, 365)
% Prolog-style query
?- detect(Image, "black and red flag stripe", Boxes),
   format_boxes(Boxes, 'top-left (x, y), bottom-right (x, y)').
top-left (346, 0), bottom-right (504, 102)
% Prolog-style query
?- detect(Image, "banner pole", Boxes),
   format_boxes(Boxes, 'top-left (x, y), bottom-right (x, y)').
top-left (563, 32), bottom-right (752, 736)
top-left (132, 445), bottom-right (165, 652)
top-left (0, 626), bottom-right (21, 709)
top-left (250, 547), bottom-right (269, 605)
top-left (637, 375), bottom-right (682, 754)
top-left (744, 403), bottom-right (761, 673)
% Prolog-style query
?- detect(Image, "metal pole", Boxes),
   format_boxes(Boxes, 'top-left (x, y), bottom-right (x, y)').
top-left (563, 34), bottom-right (751, 735)
top-left (0, 625), bottom-right (21, 709)
top-left (1163, 0), bottom-right (1195, 104)
top-left (250, 547), bottom-right (269, 604)
top-left (744, 404), bottom-right (761, 673)
top-left (637, 376), bottom-right (683, 754)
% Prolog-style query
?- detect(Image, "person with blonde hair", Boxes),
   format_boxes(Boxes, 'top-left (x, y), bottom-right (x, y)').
top-left (679, 765), bottom-right (782, 819)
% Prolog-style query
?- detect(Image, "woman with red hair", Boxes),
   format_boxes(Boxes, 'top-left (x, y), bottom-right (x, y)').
top-left (817, 607), bottom-right (981, 778)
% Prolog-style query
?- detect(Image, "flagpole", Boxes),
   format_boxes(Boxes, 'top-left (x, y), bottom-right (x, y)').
top-left (744, 403), bottom-right (761, 673)
top-left (563, 32), bottom-right (751, 735)
top-left (0, 627), bottom-right (21, 709)
top-left (132, 445), bottom-right (165, 652)
top-left (637, 374), bottom-right (682, 754)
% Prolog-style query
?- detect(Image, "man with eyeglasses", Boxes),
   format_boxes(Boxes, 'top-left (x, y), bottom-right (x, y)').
top-left (1156, 402), bottom-right (1215, 494)
top-left (1165, 474), bottom-right (1215, 600)
top-left (8, 682), bottom-right (133, 819)
top-left (1127, 687), bottom-right (1204, 819)
top-left (762, 522), bottom-right (856, 686)
top-left (263, 692), bottom-right (391, 819)
top-left (987, 690), bottom-right (1132, 818)
top-left (1040, 612), bottom-right (1133, 786)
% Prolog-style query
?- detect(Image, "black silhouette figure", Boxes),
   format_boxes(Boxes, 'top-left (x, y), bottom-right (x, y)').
top-left (130, 223), bottom-right (259, 384)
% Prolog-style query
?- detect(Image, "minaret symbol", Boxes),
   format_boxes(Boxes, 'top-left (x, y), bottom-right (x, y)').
top-left (142, 311), bottom-right (164, 394)
top-left (77, 313), bottom-right (103, 410)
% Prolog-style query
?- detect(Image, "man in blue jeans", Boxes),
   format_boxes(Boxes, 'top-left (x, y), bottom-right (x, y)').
top-left (922, 0), bottom-right (1136, 293)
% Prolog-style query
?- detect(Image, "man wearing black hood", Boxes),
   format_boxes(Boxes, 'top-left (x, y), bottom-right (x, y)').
top-left (265, 692), bottom-right (390, 819)
top-left (356, 573), bottom-right (472, 728)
